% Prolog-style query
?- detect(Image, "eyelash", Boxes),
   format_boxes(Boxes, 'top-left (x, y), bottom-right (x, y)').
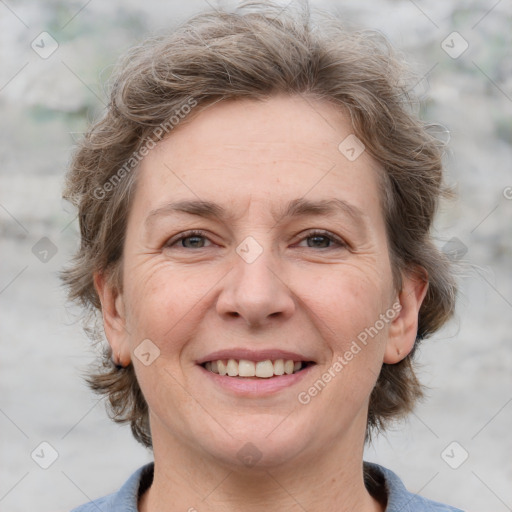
top-left (165, 229), bottom-right (347, 250)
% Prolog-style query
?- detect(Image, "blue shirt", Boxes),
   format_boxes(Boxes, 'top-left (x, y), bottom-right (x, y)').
top-left (71, 462), bottom-right (464, 511)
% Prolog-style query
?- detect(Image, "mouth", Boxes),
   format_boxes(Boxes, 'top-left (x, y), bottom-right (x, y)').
top-left (201, 358), bottom-right (315, 379)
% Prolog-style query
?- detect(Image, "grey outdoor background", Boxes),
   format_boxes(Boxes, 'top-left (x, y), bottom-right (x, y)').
top-left (0, 1), bottom-right (511, 511)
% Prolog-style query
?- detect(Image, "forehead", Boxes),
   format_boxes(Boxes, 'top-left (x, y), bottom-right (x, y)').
top-left (133, 95), bottom-right (384, 226)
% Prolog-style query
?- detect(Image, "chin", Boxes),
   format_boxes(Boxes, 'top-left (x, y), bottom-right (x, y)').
top-left (197, 419), bottom-right (312, 470)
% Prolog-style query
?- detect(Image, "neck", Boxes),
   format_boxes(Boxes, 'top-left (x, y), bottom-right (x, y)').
top-left (139, 420), bottom-right (384, 512)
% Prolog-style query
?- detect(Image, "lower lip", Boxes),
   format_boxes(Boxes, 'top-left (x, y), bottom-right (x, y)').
top-left (198, 364), bottom-right (314, 396)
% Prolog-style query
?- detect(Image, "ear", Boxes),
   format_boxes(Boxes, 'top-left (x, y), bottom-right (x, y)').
top-left (384, 268), bottom-right (429, 364)
top-left (93, 270), bottom-right (131, 367)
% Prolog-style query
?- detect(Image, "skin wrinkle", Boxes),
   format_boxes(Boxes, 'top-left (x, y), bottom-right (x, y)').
top-left (144, 196), bottom-right (369, 235)
top-left (142, 209), bottom-right (371, 259)
top-left (95, 95), bottom-right (428, 512)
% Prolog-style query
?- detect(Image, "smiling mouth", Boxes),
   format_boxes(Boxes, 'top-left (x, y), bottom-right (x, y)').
top-left (201, 359), bottom-right (315, 378)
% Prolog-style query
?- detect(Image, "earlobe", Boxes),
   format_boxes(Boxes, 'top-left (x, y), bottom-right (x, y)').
top-left (93, 270), bottom-right (131, 367)
top-left (384, 269), bottom-right (429, 364)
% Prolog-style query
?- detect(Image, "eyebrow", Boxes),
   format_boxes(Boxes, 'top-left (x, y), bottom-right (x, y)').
top-left (144, 197), bottom-right (367, 231)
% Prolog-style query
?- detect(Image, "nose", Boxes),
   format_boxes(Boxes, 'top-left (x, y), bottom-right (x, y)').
top-left (216, 241), bottom-right (296, 328)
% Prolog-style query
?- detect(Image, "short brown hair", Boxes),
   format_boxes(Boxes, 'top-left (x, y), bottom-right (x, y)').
top-left (60, 1), bottom-right (456, 448)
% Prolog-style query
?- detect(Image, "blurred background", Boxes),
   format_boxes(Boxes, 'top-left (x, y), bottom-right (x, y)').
top-left (0, 1), bottom-right (511, 511)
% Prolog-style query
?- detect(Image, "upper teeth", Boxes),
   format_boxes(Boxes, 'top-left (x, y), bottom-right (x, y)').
top-left (204, 359), bottom-right (303, 378)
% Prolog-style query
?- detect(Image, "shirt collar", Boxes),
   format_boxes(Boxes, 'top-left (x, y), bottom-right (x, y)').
top-left (109, 461), bottom-right (459, 512)
top-left (109, 462), bottom-right (154, 511)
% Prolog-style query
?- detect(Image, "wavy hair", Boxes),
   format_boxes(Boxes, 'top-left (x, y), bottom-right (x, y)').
top-left (60, 1), bottom-right (457, 448)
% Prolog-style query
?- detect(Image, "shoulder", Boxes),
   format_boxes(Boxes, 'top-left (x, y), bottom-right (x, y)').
top-left (71, 494), bottom-right (112, 512)
top-left (70, 463), bottom-right (154, 512)
top-left (364, 462), bottom-right (465, 512)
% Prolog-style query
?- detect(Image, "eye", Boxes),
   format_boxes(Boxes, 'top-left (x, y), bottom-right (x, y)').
top-left (165, 230), bottom-right (213, 249)
top-left (164, 229), bottom-right (347, 251)
top-left (296, 230), bottom-right (347, 249)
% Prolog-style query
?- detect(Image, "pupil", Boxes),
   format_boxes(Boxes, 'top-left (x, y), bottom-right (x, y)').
top-left (184, 236), bottom-right (204, 248)
top-left (309, 235), bottom-right (329, 248)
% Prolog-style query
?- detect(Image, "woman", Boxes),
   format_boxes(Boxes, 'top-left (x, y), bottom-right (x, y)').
top-left (61, 2), bottom-right (461, 510)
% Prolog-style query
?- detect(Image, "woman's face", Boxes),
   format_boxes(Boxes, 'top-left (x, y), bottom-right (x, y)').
top-left (97, 95), bottom-right (425, 469)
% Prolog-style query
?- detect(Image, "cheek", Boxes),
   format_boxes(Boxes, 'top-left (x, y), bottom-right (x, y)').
top-left (123, 263), bottom-right (220, 354)
top-left (123, 266), bottom-right (209, 413)
top-left (290, 263), bottom-right (392, 345)
top-left (293, 264), bottom-right (392, 410)
top-left (296, 270), bottom-right (390, 416)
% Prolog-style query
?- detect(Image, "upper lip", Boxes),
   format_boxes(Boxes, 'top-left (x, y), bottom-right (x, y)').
top-left (196, 349), bottom-right (316, 365)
